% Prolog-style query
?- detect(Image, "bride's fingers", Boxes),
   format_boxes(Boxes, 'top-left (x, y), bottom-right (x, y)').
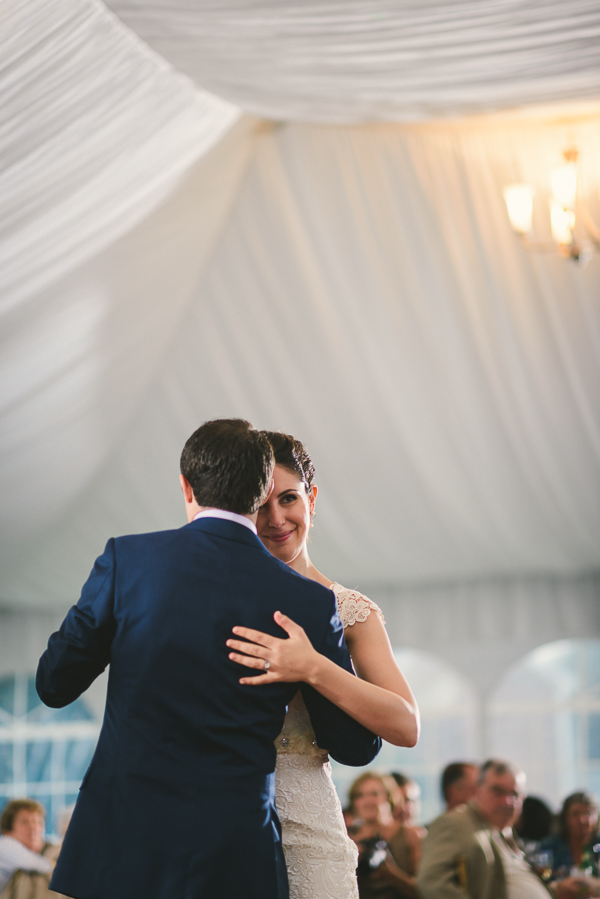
top-left (228, 651), bottom-right (270, 670)
top-left (231, 625), bottom-right (276, 647)
top-left (273, 610), bottom-right (297, 636)
top-left (226, 639), bottom-right (269, 658)
top-left (239, 673), bottom-right (277, 685)
top-left (273, 611), bottom-right (307, 640)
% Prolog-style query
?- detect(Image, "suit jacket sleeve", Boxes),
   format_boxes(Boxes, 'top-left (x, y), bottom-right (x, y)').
top-left (299, 591), bottom-right (381, 767)
top-left (417, 813), bottom-right (472, 899)
top-left (36, 539), bottom-right (117, 708)
top-left (465, 833), bottom-right (508, 899)
top-left (418, 811), bottom-right (502, 899)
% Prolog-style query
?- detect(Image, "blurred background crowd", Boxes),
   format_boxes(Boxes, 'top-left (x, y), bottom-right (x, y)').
top-left (344, 761), bottom-right (600, 899)
top-left (1, 758), bottom-right (599, 899)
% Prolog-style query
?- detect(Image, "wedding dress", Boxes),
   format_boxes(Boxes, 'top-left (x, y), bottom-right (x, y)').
top-left (274, 583), bottom-right (385, 899)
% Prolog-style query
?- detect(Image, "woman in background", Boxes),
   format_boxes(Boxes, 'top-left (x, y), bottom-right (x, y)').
top-left (386, 773), bottom-right (427, 840)
top-left (541, 792), bottom-right (600, 884)
top-left (348, 772), bottom-right (421, 899)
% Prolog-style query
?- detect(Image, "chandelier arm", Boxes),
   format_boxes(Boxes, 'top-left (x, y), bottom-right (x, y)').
top-left (518, 236), bottom-right (561, 253)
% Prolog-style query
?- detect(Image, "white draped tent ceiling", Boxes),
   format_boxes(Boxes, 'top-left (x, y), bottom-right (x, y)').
top-left (1, 0), bottom-right (600, 611)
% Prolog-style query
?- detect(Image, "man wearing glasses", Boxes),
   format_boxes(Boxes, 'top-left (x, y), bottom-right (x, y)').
top-left (418, 759), bottom-right (590, 899)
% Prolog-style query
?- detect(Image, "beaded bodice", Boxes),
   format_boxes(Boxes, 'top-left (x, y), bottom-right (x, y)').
top-left (277, 690), bottom-right (328, 759)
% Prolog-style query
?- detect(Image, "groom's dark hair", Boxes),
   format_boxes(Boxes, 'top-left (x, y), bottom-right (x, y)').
top-left (180, 419), bottom-right (274, 514)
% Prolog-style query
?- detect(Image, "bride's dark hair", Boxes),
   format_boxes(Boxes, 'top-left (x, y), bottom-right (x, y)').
top-left (260, 431), bottom-right (315, 493)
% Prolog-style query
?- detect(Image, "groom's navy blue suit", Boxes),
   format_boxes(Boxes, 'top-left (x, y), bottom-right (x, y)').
top-left (37, 516), bottom-right (380, 899)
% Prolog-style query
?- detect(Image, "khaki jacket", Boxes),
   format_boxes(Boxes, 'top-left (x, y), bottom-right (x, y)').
top-left (0, 871), bottom-right (67, 899)
top-left (417, 804), bottom-right (507, 899)
top-left (0, 845), bottom-right (65, 899)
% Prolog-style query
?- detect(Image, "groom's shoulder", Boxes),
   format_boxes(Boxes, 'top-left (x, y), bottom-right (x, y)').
top-left (269, 566), bottom-right (339, 639)
top-left (264, 553), bottom-right (334, 606)
top-left (110, 524), bottom-right (188, 553)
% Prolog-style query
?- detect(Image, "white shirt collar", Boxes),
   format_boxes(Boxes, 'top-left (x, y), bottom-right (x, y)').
top-left (193, 508), bottom-right (257, 535)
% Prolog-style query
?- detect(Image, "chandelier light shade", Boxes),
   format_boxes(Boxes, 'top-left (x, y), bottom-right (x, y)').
top-left (550, 201), bottom-right (575, 246)
top-left (503, 184), bottom-right (535, 234)
top-left (550, 160), bottom-right (577, 210)
top-left (503, 147), bottom-right (599, 264)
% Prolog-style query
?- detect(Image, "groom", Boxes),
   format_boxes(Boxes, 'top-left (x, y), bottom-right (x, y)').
top-left (36, 419), bottom-right (380, 899)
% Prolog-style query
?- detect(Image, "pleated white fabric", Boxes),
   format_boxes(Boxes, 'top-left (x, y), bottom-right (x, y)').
top-left (105, 0), bottom-right (600, 122)
top-left (0, 0), bottom-right (251, 567)
top-left (0, 0), bottom-right (599, 611)
top-left (129, 116), bottom-right (600, 586)
top-left (0, 0), bottom-right (239, 309)
top-left (3, 106), bottom-right (599, 608)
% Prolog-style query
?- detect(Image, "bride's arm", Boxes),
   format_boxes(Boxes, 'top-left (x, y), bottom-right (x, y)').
top-left (227, 611), bottom-right (420, 747)
top-left (341, 610), bottom-right (419, 746)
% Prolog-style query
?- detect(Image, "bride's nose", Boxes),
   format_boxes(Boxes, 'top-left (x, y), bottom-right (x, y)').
top-left (268, 504), bottom-right (286, 528)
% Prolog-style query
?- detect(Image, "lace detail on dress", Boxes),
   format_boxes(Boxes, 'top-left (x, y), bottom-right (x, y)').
top-left (275, 693), bottom-right (358, 896)
top-left (275, 753), bottom-right (359, 899)
top-left (330, 583), bottom-right (385, 628)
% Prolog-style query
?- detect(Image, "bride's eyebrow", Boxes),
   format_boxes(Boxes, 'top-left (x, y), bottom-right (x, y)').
top-left (277, 488), bottom-right (300, 498)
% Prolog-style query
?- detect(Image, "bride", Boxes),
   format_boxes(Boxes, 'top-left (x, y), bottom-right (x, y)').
top-left (226, 431), bottom-right (420, 899)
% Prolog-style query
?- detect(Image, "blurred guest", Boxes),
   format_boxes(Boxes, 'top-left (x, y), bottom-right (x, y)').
top-left (441, 763), bottom-right (479, 812)
top-left (515, 796), bottom-right (554, 855)
top-left (383, 776), bottom-right (407, 824)
top-left (385, 803), bottom-right (422, 898)
top-left (350, 773), bottom-right (396, 842)
top-left (55, 806), bottom-right (74, 843)
top-left (343, 807), bottom-right (357, 833)
top-left (418, 759), bottom-right (589, 899)
top-left (349, 773), bottom-right (420, 899)
top-left (0, 800), bottom-right (53, 893)
top-left (541, 792), bottom-right (600, 883)
top-left (42, 805), bottom-right (75, 865)
top-left (389, 773), bottom-right (427, 839)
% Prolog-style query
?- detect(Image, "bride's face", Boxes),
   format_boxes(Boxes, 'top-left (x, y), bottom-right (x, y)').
top-left (257, 464), bottom-right (316, 566)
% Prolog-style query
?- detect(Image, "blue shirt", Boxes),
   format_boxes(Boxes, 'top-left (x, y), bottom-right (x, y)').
top-left (539, 834), bottom-right (600, 880)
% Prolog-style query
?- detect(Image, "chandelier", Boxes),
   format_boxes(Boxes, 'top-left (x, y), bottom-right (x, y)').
top-left (503, 148), bottom-right (600, 265)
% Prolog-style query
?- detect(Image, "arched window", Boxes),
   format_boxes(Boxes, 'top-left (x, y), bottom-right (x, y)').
top-left (0, 674), bottom-right (100, 835)
top-left (331, 648), bottom-right (478, 822)
top-left (488, 638), bottom-right (600, 807)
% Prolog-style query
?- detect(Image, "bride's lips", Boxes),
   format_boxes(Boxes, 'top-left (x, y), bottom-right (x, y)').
top-left (267, 530), bottom-right (295, 544)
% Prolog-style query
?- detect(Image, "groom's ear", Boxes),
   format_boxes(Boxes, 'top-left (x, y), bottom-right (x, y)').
top-left (179, 475), bottom-right (195, 505)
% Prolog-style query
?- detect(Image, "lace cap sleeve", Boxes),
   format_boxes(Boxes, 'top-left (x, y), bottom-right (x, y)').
top-left (330, 583), bottom-right (386, 628)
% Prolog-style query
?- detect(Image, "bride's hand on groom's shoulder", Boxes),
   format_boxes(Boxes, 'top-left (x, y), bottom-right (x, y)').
top-left (226, 611), bottom-right (321, 685)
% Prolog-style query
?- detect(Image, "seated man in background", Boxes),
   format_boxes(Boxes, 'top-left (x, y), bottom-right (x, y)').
top-left (417, 759), bottom-right (590, 899)
top-left (0, 800), bottom-right (53, 894)
top-left (441, 762), bottom-right (479, 812)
